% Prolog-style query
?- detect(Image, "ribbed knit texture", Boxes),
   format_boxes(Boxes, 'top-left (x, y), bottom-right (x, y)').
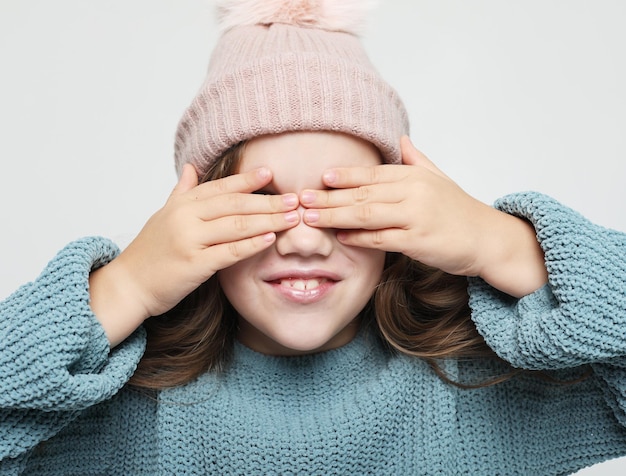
top-left (174, 21), bottom-right (409, 177)
top-left (1, 192), bottom-right (626, 475)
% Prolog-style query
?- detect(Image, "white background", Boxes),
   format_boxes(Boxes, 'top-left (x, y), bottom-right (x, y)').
top-left (0, 2), bottom-right (625, 473)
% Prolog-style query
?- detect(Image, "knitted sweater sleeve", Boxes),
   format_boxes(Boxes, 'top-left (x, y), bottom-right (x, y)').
top-left (0, 237), bottom-right (146, 463)
top-left (468, 192), bottom-right (626, 423)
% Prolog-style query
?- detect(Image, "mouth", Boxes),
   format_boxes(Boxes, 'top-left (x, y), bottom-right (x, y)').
top-left (264, 272), bottom-right (341, 303)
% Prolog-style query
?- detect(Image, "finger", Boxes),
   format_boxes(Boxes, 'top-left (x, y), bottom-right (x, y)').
top-left (189, 167), bottom-right (274, 201)
top-left (199, 209), bottom-right (300, 245)
top-left (195, 191), bottom-right (299, 221)
top-left (302, 203), bottom-right (408, 230)
top-left (321, 164), bottom-right (410, 189)
top-left (205, 232), bottom-right (278, 271)
top-left (400, 135), bottom-right (449, 180)
top-left (336, 228), bottom-right (407, 253)
top-left (299, 183), bottom-right (403, 209)
top-left (172, 163), bottom-right (200, 196)
top-left (399, 135), bottom-right (422, 166)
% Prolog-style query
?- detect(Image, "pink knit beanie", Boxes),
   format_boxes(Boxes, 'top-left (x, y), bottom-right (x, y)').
top-left (174, 0), bottom-right (410, 177)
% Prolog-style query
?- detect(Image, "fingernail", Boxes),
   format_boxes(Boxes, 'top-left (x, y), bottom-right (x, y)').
top-left (284, 211), bottom-right (299, 222)
top-left (323, 170), bottom-right (336, 184)
top-left (303, 210), bottom-right (319, 223)
top-left (257, 167), bottom-right (271, 180)
top-left (300, 190), bottom-right (315, 204)
top-left (282, 193), bottom-right (298, 207)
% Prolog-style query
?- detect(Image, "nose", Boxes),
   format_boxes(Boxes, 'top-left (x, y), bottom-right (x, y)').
top-left (275, 206), bottom-right (334, 257)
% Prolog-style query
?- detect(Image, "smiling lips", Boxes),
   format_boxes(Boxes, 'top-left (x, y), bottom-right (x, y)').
top-left (266, 274), bottom-right (339, 304)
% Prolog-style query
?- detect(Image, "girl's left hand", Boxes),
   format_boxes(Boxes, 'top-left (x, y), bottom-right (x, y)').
top-left (300, 136), bottom-right (547, 297)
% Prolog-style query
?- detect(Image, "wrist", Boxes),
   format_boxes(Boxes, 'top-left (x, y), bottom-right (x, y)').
top-left (476, 209), bottom-right (548, 298)
top-left (89, 257), bottom-right (151, 348)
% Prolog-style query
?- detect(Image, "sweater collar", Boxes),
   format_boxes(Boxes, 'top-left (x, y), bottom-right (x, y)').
top-left (160, 326), bottom-right (392, 404)
top-left (232, 325), bottom-right (385, 375)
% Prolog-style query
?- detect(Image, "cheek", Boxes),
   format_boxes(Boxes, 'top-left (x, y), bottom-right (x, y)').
top-left (217, 260), bottom-right (250, 304)
top-left (354, 249), bottom-right (386, 279)
top-left (344, 249), bottom-right (386, 301)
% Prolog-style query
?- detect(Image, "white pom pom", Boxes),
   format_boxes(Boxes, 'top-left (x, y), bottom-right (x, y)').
top-left (215, 0), bottom-right (377, 35)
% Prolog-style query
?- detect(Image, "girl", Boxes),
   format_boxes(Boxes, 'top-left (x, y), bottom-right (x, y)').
top-left (1, 1), bottom-right (625, 474)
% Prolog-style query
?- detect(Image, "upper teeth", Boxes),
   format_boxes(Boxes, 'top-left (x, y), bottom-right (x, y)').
top-left (281, 279), bottom-right (324, 290)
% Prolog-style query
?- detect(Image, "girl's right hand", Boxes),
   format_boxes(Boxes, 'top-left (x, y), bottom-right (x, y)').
top-left (89, 164), bottom-right (300, 347)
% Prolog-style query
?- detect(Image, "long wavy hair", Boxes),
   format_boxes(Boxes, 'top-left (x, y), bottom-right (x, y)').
top-left (129, 141), bottom-right (506, 390)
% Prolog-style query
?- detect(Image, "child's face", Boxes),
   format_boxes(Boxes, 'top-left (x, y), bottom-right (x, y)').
top-left (218, 131), bottom-right (386, 356)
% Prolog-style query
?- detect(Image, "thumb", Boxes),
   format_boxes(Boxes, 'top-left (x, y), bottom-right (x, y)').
top-left (173, 163), bottom-right (200, 195)
top-left (400, 135), bottom-right (449, 180)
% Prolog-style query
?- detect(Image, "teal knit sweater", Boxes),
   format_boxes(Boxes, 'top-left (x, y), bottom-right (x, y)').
top-left (1, 192), bottom-right (625, 475)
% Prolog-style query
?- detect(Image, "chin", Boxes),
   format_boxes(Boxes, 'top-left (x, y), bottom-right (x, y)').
top-left (278, 334), bottom-right (335, 354)
top-left (270, 324), bottom-right (358, 355)
top-left (241, 320), bottom-right (359, 356)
